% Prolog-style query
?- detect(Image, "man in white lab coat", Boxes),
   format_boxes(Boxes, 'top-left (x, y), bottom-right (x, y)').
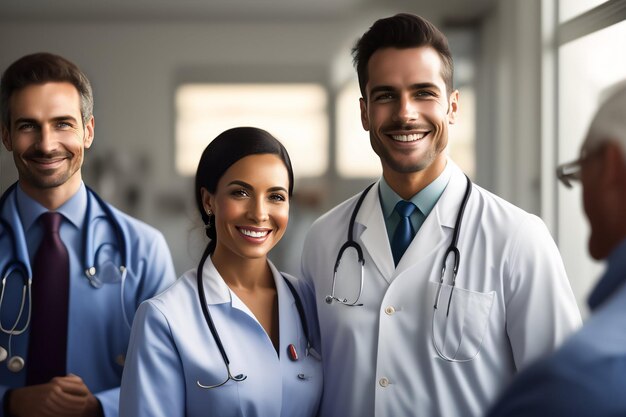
top-left (300, 13), bottom-right (581, 417)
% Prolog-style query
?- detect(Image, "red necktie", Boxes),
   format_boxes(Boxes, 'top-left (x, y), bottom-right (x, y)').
top-left (26, 212), bottom-right (70, 385)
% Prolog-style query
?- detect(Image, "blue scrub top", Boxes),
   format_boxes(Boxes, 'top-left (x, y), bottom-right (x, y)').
top-left (487, 239), bottom-right (626, 417)
top-left (0, 183), bottom-right (177, 417)
top-left (120, 257), bottom-right (323, 417)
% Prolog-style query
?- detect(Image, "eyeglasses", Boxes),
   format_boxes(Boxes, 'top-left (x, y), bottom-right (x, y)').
top-left (556, 146), bottom-right (599, 188)
top-left (556, 158), bottom-right (583, 188)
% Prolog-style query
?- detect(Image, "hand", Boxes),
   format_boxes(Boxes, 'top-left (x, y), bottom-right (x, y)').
top-left (8, 374), bottom-right (103, 417)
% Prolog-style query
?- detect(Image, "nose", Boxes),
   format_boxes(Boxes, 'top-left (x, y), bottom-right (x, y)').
top-left (35, 125), bottom-right (58, 153)
top-left (393, 94), bottom-right (419, 123)
top-left (249, 197), bottom-right (269, 223)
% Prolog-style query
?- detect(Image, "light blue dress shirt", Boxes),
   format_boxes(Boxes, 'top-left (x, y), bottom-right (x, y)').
top-left (378, 162), bottom-right (451, 244)
top-left (488, 238), bottom-right (626, 417)
top-left (0, 183), bottom-right (176, 417)
top-left (120, 257), bottom-right (323, 417)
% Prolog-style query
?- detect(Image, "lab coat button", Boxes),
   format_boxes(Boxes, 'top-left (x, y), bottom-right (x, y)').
top-left (384, 306), bottom-right (395, 315)
top-left (379, 377), bottom-right (390, 387)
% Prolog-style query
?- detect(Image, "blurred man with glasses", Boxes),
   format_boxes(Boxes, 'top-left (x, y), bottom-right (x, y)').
top-left (488, 82), bottom-right (626, 416)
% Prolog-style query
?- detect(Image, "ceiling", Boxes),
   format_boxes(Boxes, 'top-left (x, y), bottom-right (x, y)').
top-left (0, 0), bottom-right (496, 24)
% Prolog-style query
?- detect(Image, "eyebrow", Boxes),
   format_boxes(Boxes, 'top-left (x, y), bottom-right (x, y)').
top-left (227, 180), bottom-right (288, 194)
top-left (369, 83), bottom-right (442, 95)
top-left (13, 115), bottom-right (79, 126)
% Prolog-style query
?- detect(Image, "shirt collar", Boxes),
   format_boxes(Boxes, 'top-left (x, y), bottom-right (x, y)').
top-left (200, 255), bottom-right (286, 307)
top-left (379, 161), bottom-right (452, 219)
top-left (16, 182), bottom-right (87, 231)
top-left (200, 255), bottom-right (233, 305)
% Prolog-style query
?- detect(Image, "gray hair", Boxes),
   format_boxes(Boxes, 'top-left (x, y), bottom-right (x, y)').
top-left (584, 80), bottom-right (626, 155)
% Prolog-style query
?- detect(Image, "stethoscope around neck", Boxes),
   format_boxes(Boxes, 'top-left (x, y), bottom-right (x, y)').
top-left (195, 243), bottom-right (312, 389)
top-left (0, 182), bottom-right (131, 372)
top-left (325, 174), bottom-right (474, 362)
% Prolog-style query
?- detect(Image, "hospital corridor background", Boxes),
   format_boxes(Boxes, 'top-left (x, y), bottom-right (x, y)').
top-left (1, 0), bottom-right (623, 319)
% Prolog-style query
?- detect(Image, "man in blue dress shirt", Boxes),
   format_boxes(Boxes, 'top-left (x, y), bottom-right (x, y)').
top-left (0, 53), bottom-right (176, 417)
top-left (488, 82), bottom-right (626, 416)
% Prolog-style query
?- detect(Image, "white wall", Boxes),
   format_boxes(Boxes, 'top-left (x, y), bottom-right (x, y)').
top-left (0, 19), bottom-right (356, 274)
top-left (476, 0), bottom-right (543, 215)
top-left (1, 4), bottom-right (563, 291)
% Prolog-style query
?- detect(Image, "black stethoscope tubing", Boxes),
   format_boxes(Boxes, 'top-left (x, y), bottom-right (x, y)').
top-left (195, 242), bottom-right (310, 389)
top-left (326, 174), bottom-right (472, 308)
top-left (0, 182), bottom-right (131, 371)
top-left (0, 182), bottom-right (129, 284)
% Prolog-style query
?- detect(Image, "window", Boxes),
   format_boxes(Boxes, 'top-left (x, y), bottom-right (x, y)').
top-left (175, 84), bottom-right (328, 178)
top-left (559, 0), bottom-right (610, 22)
top-left (551, 0), bottom-right (625, 314)
top-left (335, 81), bottom-right (380, 178)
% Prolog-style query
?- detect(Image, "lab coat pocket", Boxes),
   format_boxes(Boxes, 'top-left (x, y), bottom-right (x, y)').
top-left (429, 282), bottom-right (494, 362)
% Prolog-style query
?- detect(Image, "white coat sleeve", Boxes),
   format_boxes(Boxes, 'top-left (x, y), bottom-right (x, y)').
top-left (503, 215), bottom-right (582, 369)
top-left (119, 300), bottom-right (185, 417)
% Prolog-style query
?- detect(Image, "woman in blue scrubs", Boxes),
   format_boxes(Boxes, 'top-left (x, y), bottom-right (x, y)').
top-left (119, 127), bottom-right (322, 417)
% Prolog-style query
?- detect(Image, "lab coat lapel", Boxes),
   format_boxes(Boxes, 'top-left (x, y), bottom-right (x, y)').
top-left (1, 187), bottom-right (32, 277)
top-left (0, 187), bottom-right (33, 337)
top-left (394, 204), bottom-right (446, 276)
top-left (200, 257), bottom-right (235, 306)
top-left (394, 161), bottom-right (469, 276)
top-left (356, 181), bottom-right (395, 283)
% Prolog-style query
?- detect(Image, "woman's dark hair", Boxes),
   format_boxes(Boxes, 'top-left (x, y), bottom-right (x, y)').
top-left (194, 126), bottom-right (294, 253)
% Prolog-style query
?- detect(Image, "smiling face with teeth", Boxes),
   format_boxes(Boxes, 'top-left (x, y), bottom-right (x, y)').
top-left (202, 153), bottom-right (290, 264)
top-left (2, 82), bottom-right (95, 208)
top-left (360, 46), bottom-right (458, 195)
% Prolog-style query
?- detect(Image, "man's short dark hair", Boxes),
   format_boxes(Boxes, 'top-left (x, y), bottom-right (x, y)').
top-left (352, 13), bottom-right (454, 99)
top-left (0, 52), bottom-right (94, 128)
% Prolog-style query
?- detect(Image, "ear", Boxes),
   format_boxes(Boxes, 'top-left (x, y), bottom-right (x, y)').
top-left (447, 89), bottom-right (459, 125)
top-left (1, 125), bottom-right (11, 151)
top-left (83, 116), bottom-right (95, 149)
top-left (359, 97), bottom-right (370, 131)
top-left (200, 187), bottom-right (214, 215)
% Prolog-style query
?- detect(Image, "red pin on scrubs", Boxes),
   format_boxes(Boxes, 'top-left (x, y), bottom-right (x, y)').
top-left (288, 344), bottom-right (299, 361)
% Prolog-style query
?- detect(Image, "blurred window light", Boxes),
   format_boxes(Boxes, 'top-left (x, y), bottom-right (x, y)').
top-left (556, 15), bottom-right (626, 315)
top-left (176, 84), bottom-right (328, 178)
top-left (335, 80), bottom-right (475, 179)
top-left (447, 87), bottom-right (476, 179)
top-left (560, 0), bottom-right (609, 22)
top-left (336, 81), bottom-right (380, 178)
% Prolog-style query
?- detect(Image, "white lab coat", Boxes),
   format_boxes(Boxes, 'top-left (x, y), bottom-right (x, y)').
top-left (301, 160), bottom-right (581, 417)
top-left (120, 257), bottom-right (322, 417)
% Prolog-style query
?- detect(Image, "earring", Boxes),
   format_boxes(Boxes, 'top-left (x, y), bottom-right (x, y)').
top-left (205, 209), bottom-right (213, 229)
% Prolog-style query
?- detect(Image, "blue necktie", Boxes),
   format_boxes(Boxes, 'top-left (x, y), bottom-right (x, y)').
top-left (391, 201), bottom-right (417, 266)
top-left (26, 212), bottom-right (70, 385)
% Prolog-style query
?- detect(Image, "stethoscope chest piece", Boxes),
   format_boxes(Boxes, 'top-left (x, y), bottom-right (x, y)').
top-left (0, 346), bottom-right (7, 362)
top-left (7, 355), bottom-right (24, 372)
